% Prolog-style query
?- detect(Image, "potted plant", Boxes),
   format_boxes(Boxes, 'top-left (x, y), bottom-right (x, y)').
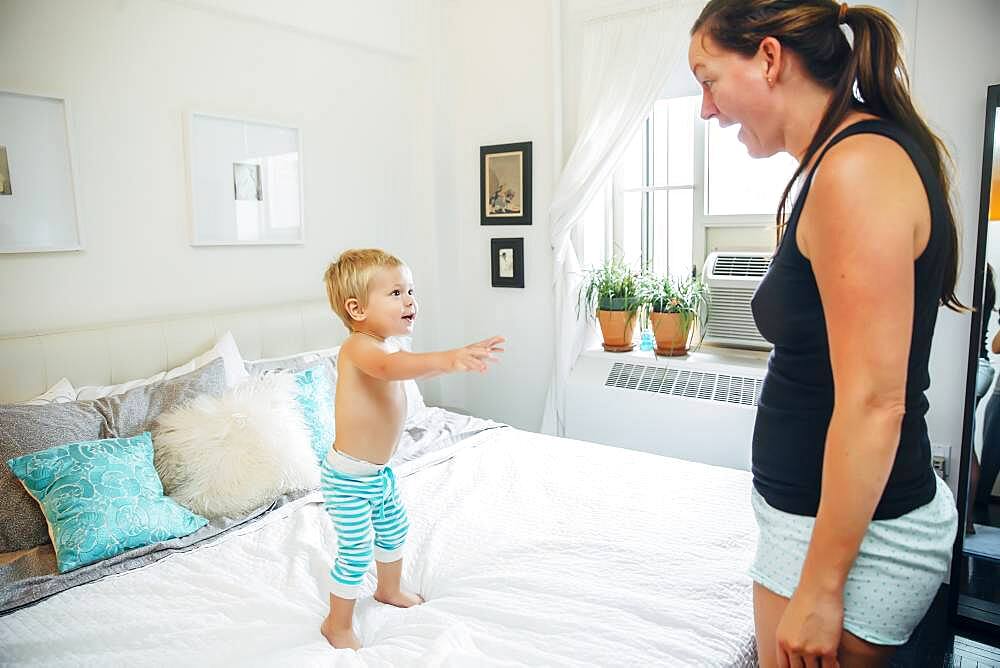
top-left (639, 272), bottom-right (710, 357)
top-left (579, 257), bottom-right (643, 352)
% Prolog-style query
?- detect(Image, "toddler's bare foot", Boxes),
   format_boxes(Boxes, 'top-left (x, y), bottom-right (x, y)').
top-left (374, 589), bottom-right (424, 608)
top-left (320, 616), bottom-right (360, 650)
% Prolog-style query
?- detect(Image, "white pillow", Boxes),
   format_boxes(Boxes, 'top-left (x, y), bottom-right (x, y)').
top-left (152, 374), bottom-right (319, 519)
top-left (162, 331), bottom-right (249, 388)
top-left (20, 378), bottom-right (76, 405)
top-left (76, 331), bottom-right (249, 400)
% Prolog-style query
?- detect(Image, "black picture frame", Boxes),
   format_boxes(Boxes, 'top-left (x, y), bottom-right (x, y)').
top-left (490, 237), bottom-right (524, 288)
top-left (481, 141), bottom-right (532, 226)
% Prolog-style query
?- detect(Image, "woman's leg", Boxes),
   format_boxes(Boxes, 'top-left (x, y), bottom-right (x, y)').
top-left (753, 582), bottom-right (785, 668)
top-left (754, 583), bottom-right (894, 668)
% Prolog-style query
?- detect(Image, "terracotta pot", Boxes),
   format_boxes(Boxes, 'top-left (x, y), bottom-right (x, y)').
top-left (597, 309), bottom-right (637, 352)
top-left (650, 311), bottom-right (692, 356)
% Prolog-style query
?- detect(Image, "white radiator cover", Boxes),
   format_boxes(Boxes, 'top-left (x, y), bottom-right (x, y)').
top-left (565, 350), bottom-right (768, 471)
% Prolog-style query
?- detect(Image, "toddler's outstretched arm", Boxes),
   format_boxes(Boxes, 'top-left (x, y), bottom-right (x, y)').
top-left (345, 335), bottom-right (505, 381)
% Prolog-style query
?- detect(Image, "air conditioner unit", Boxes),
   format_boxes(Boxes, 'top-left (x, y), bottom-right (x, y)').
top-left (702, 251), bottom-right (773, 350)
top-left (565, 352), bottom-right (767, 471)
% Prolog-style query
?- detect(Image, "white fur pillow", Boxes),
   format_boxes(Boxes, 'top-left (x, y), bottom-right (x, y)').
top-left (152, 374), bottom-right (319, 519)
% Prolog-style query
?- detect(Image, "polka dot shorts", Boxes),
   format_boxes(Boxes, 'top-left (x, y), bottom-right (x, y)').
top-left (749, 474), bottom-right (958, 646)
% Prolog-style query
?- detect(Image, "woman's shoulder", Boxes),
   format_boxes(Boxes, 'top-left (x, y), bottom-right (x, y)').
top-left (798, 117), bottom-right (927, 259)
top-left (811, 119), bottom-right (921, 201)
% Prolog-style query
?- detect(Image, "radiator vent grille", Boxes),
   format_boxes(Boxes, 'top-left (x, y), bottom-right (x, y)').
top-left (712, 254), bottom-right (772, 277)
top-left (604, 362), bottom-right (763, 407)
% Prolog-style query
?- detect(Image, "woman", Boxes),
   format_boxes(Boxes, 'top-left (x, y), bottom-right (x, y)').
top-left (688, 2), bottom-right (961, 666)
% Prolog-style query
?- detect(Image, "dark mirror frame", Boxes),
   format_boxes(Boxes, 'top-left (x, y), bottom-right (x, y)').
top-left (951, 83), bottom-right (1000, 639)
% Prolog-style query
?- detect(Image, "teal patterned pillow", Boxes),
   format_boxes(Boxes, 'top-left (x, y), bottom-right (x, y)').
top-left (7, 433), bottom-right (208, 573)
top-left (293, 366), bottom-right (335, 466)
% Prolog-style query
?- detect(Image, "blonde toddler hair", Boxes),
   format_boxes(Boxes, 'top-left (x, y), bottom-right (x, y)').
top-left (323, 249), bottom-right (405, 330)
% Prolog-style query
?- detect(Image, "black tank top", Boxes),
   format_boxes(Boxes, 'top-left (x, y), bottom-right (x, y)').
top-left (750, 119), bottom-right (950, 520)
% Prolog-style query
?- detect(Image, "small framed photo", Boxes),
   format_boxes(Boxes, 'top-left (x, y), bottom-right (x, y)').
top-left (491, 237), bottom-right (524, 288)
top-left (233, 161), bottom-right (262, 201)
top-left (0, 145), bottom-right (11, 196)
top-left (481, 141), bottom-right (531, 225)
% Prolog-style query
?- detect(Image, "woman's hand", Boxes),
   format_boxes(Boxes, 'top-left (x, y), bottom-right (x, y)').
top-left (775, 584), bottom-right (844, 668)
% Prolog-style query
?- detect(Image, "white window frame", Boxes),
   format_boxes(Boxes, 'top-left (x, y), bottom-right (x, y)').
top-left (615, 114), bottom-right (698, 274)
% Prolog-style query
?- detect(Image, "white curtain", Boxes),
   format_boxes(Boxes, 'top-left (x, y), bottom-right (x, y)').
top-left (541, 0), bottom-right (705, 436)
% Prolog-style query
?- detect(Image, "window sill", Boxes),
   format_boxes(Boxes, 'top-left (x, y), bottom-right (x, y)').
top-left (579, 343), bottom-right (769, 374)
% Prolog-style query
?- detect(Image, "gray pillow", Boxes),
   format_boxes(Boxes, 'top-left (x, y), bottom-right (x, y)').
top-left (0, 401), bottom-right (111, 552)
top-left (244, 353), bottom-right (337, 390)
top-left (96, 357), bottom-right (227, 438)
top-left (245, 352), bottom-right (336, 387)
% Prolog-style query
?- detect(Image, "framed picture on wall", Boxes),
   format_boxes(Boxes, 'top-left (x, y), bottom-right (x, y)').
top-left (232, 162), bottom-right (262, 201)
top-left (0, 90), bottom-right (82, 253)
top-left (187, 112), bottom-right (304, 246)
top-left (480, 141), bottom-right (532, 226)
top-left (0, 145), bottom-right (11, 196)
top-left (491, 237), bottom-right (524, 288)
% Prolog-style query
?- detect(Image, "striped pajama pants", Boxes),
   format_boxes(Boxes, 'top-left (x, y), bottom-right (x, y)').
top-left (321, 449), bottom-right (410, 600)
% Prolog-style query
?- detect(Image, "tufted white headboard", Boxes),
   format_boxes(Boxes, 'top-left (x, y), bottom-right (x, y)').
top-left (0, 300), bottom-right (346, 403)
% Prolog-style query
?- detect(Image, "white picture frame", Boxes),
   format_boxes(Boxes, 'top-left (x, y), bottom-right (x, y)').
top-left (186, 112), bottom-right (305, 246)
top-left (0, 90), bottom-right (82, 254)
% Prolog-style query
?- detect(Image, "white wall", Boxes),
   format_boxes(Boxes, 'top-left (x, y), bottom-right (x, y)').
top-left (0, 0), bottom-right (436, 353)
top-left (427, 0), bottom-right (557, 430)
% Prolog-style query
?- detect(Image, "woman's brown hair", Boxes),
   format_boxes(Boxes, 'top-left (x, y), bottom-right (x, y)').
top-left (692, 1), bottom-right (964, 311)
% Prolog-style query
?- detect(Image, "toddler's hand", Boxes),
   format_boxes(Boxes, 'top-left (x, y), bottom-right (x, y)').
top-left (448, 336), bottom-right (505, 373)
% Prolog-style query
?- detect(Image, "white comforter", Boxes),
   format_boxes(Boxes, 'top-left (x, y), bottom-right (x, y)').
top-left (0, 428), bottom-right (758, 667)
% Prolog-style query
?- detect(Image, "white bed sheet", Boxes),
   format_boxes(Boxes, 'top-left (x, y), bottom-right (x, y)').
top-left (0, 428), bottom-right (758, 667)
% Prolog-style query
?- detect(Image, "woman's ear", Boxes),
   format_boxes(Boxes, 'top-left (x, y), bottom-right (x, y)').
top-left (758, 36), bottom-right (783, 86)
top-left (345, 298), bottom-right (367, 323)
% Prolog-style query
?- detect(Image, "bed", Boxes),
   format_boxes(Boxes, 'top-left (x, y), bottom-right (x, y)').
top-left (0, 305), bottom-right (759, 666)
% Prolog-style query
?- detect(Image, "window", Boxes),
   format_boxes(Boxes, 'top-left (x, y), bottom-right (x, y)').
top-left (579, 95), bottom-right (798, 278)
top-left (706, 122), bottom-right (799, 216)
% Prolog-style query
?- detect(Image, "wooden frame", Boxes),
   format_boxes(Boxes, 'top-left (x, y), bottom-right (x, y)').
top-left (480, 141), bottom-right (532, 226)
top-left (490, 237), bottom-right (524, 288)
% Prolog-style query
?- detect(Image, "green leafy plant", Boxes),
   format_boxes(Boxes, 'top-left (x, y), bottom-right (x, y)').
top-left (578, 256), bottom-right (644, 317)
top-left (638, 271), bottom-right (711, 334)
